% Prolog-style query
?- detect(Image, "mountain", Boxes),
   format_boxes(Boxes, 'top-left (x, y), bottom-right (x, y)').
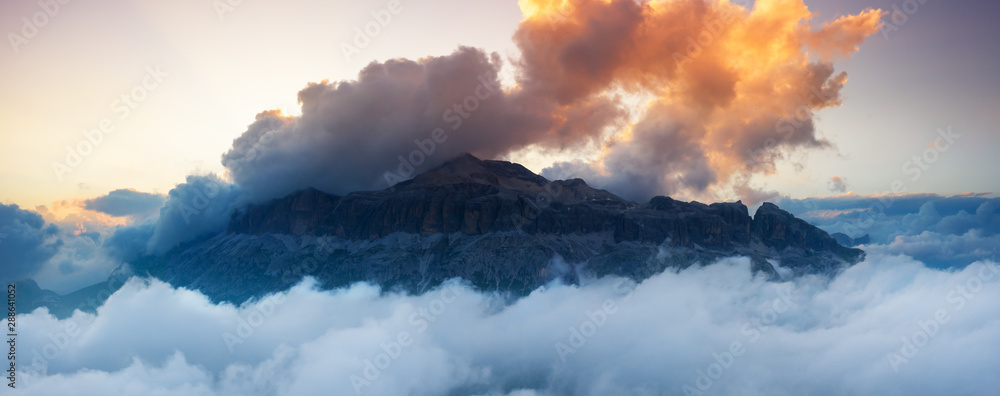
top-left (11, 278), bottom-right (123, 318)
top-left (831, 232), bottom-right (871, 247)
top-left (130, 154), bottom-right (864, 304)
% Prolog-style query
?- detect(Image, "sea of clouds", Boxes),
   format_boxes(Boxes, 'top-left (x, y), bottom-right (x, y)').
top-left (10, 253), bottom-right (999, 396)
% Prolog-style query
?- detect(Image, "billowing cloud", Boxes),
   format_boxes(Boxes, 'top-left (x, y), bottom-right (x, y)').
top-left (83, 189), bottom-right (166, 219)
top-left (103, 222), bottom-right (156, 263)
top-left (28, 231), bottom-right (119, 294)
top-left (528, 0), bottom-right (885, 201)
top-left (0, 203), bottom-right (120, 293)
top-left (146, 174), bottom-right (244, 254)
top-left (222, 1), bottom-right (883, 204)
top-left (222, 47), bottom-right (623, 202)
top-left (16, 255), bottom-right (1000, 395)
top-left (0, 203), bottom-right (61, 283)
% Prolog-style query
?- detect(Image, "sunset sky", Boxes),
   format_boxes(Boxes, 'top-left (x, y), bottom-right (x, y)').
top-left (6, 3), bottom-right (1000, 394)
top-left (2, 0), bottom-right (998, 209)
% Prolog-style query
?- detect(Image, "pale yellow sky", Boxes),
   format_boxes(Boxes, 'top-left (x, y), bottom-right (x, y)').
top-left (0, 0), bottom-right (526, 207)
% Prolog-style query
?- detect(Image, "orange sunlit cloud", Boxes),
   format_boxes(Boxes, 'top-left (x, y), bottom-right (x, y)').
top-left (516, 0), bottom-right (885, 202)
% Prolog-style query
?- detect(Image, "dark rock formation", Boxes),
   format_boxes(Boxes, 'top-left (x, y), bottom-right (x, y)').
top-left (135, 154), bottom-right (865, 303)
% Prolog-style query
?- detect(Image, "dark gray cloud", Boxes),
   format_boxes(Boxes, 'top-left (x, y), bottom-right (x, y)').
top-left (0, 204), bottom-right (120, 292)
top-left (104, 222), bottom-right (156, 262)
top-left (146, 174), bottom-right (244, 254)
top-left (83, 189), bottom-right (166, 218)
top-left (0, 203), bottom-right (61, 282)
top-left (222, 47), bottom-right (621, 202)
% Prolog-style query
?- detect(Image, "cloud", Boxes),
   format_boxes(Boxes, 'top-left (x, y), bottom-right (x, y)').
top-left (103, 222), bottom-right (156, 262)
top-left (0, 203), bottom-right (121, 293)
top-left (777, 194), bottom-right (1000, 266)
top-left (523, 0), bottom-right (884, 201)
top-left (146, 174), bottom-right (244, 254)
top-left (83, 189), bottom-right (166, 219)
top-left (828, 176), bottom-right (848, 193)
top-left (221, 1), bottom-right (883, 204)
top-left (28, 230), bottom-right (119, 294)
top-left (0, 203), bottom-right (61, 283)
top-left (222, 47), bottom-right (622, 202)
top-left (778, 193), bottom-right (992, 220)
top-left (866, 230), bottom-right (1000, 268)
top-left (16, 255), bottom-right (1000, 395)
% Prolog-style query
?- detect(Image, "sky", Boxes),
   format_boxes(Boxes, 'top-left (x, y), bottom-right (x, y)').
top-left (2, 0), bottom-right (1000, 294)
top-left (1, 0), bottom-right (998, 210)
top-left (3, 2), bottom-right (1000, 394)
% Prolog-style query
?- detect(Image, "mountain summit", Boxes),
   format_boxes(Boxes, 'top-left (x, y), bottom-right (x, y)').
top-left (134, 154), bottom-right (863, 302)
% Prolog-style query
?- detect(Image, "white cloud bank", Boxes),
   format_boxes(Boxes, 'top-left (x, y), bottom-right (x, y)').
top-left (12, 254), bottom-right (1000, 396)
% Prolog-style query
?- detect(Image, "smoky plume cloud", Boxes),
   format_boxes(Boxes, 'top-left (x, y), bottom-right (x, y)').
top-left (146, 174), bottom-right (244, 254)
top-left (222, 47), bottom-right (622, 201)
top-left (222, 0), bottom-right (883, 203)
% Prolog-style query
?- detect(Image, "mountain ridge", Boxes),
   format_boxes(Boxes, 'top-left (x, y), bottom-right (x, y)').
top-left (134, 154), bottom-right (862, 303)
top-left (21, 154), bottom-right (865, 316)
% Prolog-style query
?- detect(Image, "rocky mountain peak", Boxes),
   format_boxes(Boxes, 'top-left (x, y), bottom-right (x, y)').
top-left (156, 155), bottom-right (865, 302)
top-left (400, 153), bottom-right (548, 191)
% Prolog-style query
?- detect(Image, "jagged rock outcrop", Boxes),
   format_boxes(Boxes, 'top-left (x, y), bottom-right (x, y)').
top-left (136, 154), bottom-right (865, 302)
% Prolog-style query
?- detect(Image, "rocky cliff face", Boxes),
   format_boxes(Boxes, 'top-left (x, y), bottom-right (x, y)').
top-left (139, 154), bottom-right (864, 303)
